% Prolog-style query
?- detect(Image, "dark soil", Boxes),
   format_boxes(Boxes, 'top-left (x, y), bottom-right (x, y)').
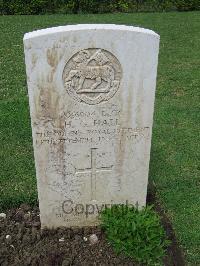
top-left (0, 186), bottom-right (185, 266)
top-left (147, 183), bottom-right (185, 266)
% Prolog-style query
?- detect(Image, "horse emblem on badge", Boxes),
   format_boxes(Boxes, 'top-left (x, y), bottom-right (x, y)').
top-left (63, 48), bottom-right (122, 105)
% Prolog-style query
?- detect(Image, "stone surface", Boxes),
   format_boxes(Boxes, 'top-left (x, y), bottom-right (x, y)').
top-left (0, 213), bottom-right (6, 219)
top-left (5, 235), bottom-right (11, 243)
top-left (23, 24), bottom-right (159, 228)
top-left (89, 234), bottom-right (98, 245)
top-left (59, 237), bottom-right (65, 242)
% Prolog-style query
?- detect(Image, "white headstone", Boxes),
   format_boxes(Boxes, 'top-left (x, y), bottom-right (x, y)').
top-left (24, 24), bottom-right (159, 228)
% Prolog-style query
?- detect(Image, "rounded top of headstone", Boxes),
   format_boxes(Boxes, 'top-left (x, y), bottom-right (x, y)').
top-left (23, 24), bottom-right (159, 41)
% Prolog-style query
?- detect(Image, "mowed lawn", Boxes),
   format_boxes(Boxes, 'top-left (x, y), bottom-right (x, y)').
top-left (0, 12), bottom-right (199, 264)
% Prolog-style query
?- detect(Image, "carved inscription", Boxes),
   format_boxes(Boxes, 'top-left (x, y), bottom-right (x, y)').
top-left (63, 49), bottom-right (122, 105)
top-left (76, 148), bottom-right (113, 200)
top-left (35, 126), bottom-right (150, 146)
top-left (34, 105), bottom-right (150, 204)
top-left (34, 103), bottom-right (149, 146)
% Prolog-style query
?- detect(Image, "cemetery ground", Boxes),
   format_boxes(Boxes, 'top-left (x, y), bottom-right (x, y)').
top-left (0, 11), bottom-right (199, 265)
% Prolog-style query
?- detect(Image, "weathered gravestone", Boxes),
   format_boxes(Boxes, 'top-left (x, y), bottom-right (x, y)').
top-left (23, 24), bottom-right (159, 228)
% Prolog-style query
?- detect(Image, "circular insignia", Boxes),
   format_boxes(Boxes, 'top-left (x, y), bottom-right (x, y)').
top-left (62, 48), bottom-right (122, 105)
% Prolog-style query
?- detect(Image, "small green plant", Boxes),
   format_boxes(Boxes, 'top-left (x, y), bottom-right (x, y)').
top-left (100, 204), bottom-right (170, 265)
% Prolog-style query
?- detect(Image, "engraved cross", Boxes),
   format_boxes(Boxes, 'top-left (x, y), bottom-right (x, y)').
top-left (75, 148), bottom-right (113, 200)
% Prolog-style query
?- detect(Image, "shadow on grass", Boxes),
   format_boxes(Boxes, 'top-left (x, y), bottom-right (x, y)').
top-left (147, 181), bottom-right (185, 266)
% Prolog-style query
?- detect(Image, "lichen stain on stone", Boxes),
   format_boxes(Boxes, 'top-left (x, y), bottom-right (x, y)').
top-left (46, 45), bottom-right (64, 68)
top-left (31, 53), bottom-right (37, 69)
top-left (47, 71), bottom-right (54, 83)
top-left (34, 84), bottom-right (59, 124)
top-left (47, 48), bottom-right (58, 68)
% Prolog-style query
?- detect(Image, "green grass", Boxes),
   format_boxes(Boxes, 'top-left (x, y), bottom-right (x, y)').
top-left (0, 12), bottom-right (199, 264)
top-left (101, 205), bottom-right (170, 265)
